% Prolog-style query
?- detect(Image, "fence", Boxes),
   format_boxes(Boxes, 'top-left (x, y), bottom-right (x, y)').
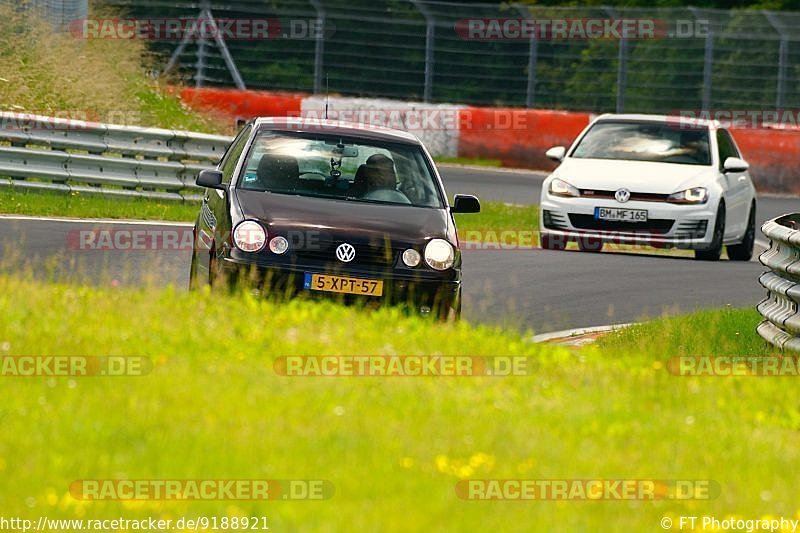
top-left (757, 214), bottom-right (800, 352)
top-left (1, 0), bottom-right (87, 29)
top-left (86, 1), bottom-right (800, 115)
top-left (0, 112), bottom-right (231, 201)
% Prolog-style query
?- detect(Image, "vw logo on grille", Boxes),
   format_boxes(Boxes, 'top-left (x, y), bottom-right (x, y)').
top-left (615, 188), bottom-right (631, 203)
top-left (335, 243), bottom-right (356, 262)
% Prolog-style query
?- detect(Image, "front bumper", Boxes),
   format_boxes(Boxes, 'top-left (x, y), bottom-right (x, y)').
top-left (540, 195), bottom-right (716, 249)
top-left (219, 251), bottom-right (461, 311)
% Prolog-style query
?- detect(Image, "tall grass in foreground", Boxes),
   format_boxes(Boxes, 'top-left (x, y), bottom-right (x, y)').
top-left (0, 277), bottom-right (798, 530)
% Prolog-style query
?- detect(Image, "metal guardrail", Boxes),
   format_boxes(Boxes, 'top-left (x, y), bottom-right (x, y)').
top-left (0, 112), bottom-right (233, 201)
top-left (757, 214), bottom-right (800, 351)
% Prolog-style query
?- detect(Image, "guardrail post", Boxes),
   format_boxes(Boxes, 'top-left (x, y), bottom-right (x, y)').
top-left (195, 27), bottom-right (208, 87)
top-left (164, 0), bottom-right (246, 90)
top-left (517, 5), bottom-right (538, 108)
top-left (605, 8), bottom-right (627, 113)
top-left (410, 0), bottom-right (435, 102)
top-left (310, 0), bottom-right (326, 94)
top-left (764, 11), bottom-right (788, 113)
top-left (690, 7), bottom-right (713, 113)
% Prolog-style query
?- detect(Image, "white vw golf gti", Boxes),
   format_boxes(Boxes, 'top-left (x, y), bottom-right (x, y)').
top-left (539, 114), bottom-right (756, 261)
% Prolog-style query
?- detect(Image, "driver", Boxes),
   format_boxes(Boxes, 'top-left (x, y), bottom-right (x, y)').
top-left (362, 154), bottom-right (410, 203)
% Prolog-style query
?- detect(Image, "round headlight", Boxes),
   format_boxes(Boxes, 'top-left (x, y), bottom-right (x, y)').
top-left (402, 248), bottom-right (421, 267)
top-left (269, 236), bottom-right (289, 254)
top-left (233, 221), bottom-right (266, 252)
top-left (424, 239), bottom-right (455, 270)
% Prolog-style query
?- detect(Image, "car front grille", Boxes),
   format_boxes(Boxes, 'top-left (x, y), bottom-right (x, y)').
top-left (291, 238), bottom-right (397, 267)
top-left (568, 214), bottom-right (675, 234)
top-left (579, 189), bottom-right (671, 202)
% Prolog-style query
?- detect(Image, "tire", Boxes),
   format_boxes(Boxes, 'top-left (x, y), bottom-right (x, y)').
top-left (447, 298), bottom-right (462, 322)
top-left (695, 203), bottom-right (725, 261)
top-left (576, 236), bottom-right (604, 252)
top-left (208, 251), bottom-right (220, 288)
top-left (437, 290), bottom-right (462, 322)
top-left (188, 252), bottom-right (199, 290)
top-left (540, 232), bottom-right (568, 251)
top-left (727, 203), bottom-right (755, 262)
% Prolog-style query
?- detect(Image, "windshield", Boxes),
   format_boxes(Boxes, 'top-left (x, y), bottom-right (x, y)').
top-left (237, 130), bottom-right (444, 208)
top-left (571, 121), bottom-right (711, 166)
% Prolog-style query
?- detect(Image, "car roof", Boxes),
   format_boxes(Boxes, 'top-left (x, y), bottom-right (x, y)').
top-left (251, 117), bottom-right (422, 145)
top-left (593, 113), bottom-right (720, 130)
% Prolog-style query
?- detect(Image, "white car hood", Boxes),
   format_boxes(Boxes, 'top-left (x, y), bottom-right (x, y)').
top-left (554, 158), bottom-right (713, 194)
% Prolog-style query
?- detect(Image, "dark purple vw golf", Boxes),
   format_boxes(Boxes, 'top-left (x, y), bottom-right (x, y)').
top-left (189, 118), bottom-right (480, 319)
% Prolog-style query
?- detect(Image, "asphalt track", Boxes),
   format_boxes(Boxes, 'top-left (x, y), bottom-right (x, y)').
top-left (0, 164), bottom-right (789, 333)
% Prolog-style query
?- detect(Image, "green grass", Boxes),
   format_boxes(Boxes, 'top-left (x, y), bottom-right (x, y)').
top-left (454, 202), bottom-right (539, 244)
top-left (596, 306), bottom-right (775, 356)
top-left (0, 189), bottom-right (200, 221)
top-left (0, 188), bottom-right (536, 232)
top-left (0, 277), bottom-right (796, 531)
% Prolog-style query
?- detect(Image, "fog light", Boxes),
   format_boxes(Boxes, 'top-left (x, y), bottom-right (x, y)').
top-left (420, 306), bottom-right (431, 315)
top-left (402, 248), bottom-right (421, 267)
top-left (269, 236), bottom-right (289, 254)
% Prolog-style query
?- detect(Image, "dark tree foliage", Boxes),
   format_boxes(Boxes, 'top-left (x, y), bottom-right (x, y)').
top-left (102, 0), bottom-right (800, 112)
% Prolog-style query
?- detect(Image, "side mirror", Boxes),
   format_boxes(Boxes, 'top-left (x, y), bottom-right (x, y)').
top-left (545, 146), bottom-right (566, 162)
top-left (196, 169), bottom-right (224, 189)
top-left (451, 194), bottom-right (481, 214)
top-left (723, 157), bottom-right (749, 173)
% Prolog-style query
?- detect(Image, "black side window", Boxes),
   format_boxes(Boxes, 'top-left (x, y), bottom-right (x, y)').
top-left (716, 129), bottom-right (740, 169)
top-left (219, 125), bottom-right (252, 184)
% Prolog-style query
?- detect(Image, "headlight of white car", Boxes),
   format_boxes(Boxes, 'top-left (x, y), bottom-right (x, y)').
top-left (233, 220), bottom-right (267, 252)
top-left (424, 239), bottom-right (455, 270)
top-left (667, 187), bottom-right (708, 204)
top-left (548, 178), bottom-right (580, 198)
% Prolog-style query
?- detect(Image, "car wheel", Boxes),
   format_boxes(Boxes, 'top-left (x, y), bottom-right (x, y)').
top-left (208, 251), bottom-right (220, 288)
top-left (727, 203), bottom-right (755, 262)
top-left (540, 233), bottom-right (567, 251)
top-left (437, 290), bottom-right (462, 322)
top-left (188, 252), bottom-right (199, 290)
top-left (576, 236), bottom-right (604, 252)
top-left (695, 203), bottom-right (725, 261)
top-left (446, 299), bottom-right (462, 322)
